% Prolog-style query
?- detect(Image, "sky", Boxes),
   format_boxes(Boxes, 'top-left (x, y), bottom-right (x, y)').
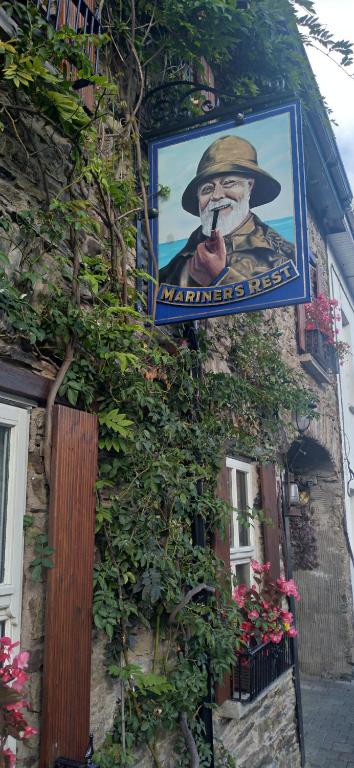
top-left (304, 0), bottom-right (354, 194)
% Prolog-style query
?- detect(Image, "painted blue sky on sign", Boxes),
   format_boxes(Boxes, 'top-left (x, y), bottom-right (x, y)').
top-left (157, 111), bottom-right (295, 249)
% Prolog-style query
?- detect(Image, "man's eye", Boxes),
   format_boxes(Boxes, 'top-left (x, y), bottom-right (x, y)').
top-left (222, 180), bottom-right (239, 188)
top-left (200, 186), bottom-right (214, 194)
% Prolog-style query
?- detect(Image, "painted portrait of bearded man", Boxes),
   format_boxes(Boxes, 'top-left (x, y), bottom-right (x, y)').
top-left (159, 135), bottom-right (295, 289)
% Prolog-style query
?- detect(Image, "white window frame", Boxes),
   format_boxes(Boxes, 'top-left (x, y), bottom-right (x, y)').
top-left (226, 457), bottom-right (255, 583)
top-left (0, 402), bottom-right (29, 643)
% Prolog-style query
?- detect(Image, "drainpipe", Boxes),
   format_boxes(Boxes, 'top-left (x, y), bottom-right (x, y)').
top-left (282, 466), bottom-right (306, 768)
top-left (187, 320), bottom-right (215, 767)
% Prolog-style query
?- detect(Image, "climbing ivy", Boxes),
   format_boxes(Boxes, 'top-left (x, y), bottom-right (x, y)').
top-left (0, 0), bottom-right (350, 765)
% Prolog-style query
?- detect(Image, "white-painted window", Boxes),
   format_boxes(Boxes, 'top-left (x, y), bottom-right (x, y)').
top-left (0, 403), bottom-right (29, 642)
top-left (226, 457), bottom-right (255, 585)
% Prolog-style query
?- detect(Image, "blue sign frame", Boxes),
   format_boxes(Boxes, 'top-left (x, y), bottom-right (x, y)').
top-left (148, 101), bottom-right (310, 325)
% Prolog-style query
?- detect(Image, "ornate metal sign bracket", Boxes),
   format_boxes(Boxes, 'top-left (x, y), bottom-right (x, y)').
top-left (140, 80), bottom-right (294, 140)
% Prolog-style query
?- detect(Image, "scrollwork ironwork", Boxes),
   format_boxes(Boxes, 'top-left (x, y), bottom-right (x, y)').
top-left (140, 80), bottom-right (245, 138)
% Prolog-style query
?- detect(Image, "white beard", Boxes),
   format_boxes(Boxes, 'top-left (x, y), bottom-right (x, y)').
top-left (200, 195), bottom-right (251, 237)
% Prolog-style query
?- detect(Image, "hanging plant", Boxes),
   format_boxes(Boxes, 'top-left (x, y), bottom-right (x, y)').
top-left (305, 294), bottom-right (350, 365)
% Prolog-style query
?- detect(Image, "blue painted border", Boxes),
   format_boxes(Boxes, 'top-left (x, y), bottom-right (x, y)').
top-left (148, 101), bottom-right (310, 325)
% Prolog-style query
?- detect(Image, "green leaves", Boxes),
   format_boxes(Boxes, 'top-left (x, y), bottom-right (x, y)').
top-left (29, 534), bottom-right (55, 582)
top-left (108, 663), bottom-right (173, 695)
top-left (99, 410), bottom-right (134, 440)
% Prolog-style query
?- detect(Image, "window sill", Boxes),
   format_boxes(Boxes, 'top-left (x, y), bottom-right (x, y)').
top-left (299, 353), bottom-right (332, 385)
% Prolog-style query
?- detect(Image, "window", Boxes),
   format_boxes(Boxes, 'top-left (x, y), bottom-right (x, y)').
top-left (0, 403), bottom-right (29, 643)
top-left (226, 457), bottom-right (255, 585)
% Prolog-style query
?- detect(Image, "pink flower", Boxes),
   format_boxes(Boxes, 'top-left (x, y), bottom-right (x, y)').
top-left (276, 577), bottom-right (300, 601)
top-left (13, 651), bottom-right (29, 670)
top-left (5, 700), bottom-right (27, 711)
top-left (269, 631), bottom-right (283, 643)
top-left (12, 669), bottom-right (28, 692)
top-left (248, 609), bottom-right (259, 620)
top-left (280, 610), bottom-right (293, 623)
top-left (3, 748), bottom-right (15, 767)
top-left (251, 559), bottom-right (263, 573)
top-left (287, 627), bottom-right (298, 637)
top-left (262, 562), bottom-right (271, 572)
top-left (20, 725), bottom-right (38, 739)
top-left (232, 584), bottom-right (248, 607)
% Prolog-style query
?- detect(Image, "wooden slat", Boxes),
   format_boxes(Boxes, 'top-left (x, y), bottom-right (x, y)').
top-left (213, 462), bottom-right (232, 705)
top-left (40, 405), bottom-right (98, 768)
top-left (297, 304), bottom-right (307, 353)
top-left (260, 464), bottom-right (281, 581)
top-left (0, 359), bottom-right (51, 402)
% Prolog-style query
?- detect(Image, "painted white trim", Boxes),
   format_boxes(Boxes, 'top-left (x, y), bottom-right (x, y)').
top-left (0, 403), bottom-right (29, 643)
top-left (226, 457), bottom-right (256, 583)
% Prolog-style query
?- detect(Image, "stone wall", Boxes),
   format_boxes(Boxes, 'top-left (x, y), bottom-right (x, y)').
top-left (215, 670), bottom-right (301, 768)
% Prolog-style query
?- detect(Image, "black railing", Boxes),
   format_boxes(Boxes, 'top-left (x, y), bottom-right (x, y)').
top-left (34, 0), bottom-right (100, 72)
top-left (305, 328), bottom-right (338, 374)
top-left (232, 636), bottom-right (293, 703)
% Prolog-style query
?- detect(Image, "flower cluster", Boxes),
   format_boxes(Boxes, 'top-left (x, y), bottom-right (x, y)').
top-left (232, 560), bottom-right (300, 647)
top-left (305, 294), bottom-right (350, 364)
top-left (0, 637), bottom-right (37, 768)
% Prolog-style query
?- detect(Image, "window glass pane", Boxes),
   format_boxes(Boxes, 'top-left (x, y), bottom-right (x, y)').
top-left (228, 467), bottom-right (235, 547)
top-left (235, 562), bottom-right (251, 586)
top-left (236, 470), bottom-right (249, 547)
top-left (0, 426), bottom-right (10, 583)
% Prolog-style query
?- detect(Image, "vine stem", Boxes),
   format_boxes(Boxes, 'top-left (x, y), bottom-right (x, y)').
top-left (180, 712), bottom-right (200, 768)
top-left (44, 208), bottom-right (81, 486)
top-left (44, 341), bottom-right (74, 485)
top-left (130, 114), bottom-right (159, 321)
top-left (169, 584), bottom-right (215, 625)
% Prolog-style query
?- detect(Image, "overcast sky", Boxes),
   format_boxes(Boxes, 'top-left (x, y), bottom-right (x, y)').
top-left (304, 0), bottom-right (354, 195)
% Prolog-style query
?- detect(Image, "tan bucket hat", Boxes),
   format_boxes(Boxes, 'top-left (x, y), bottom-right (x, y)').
top-left (182, 135), bottom-right (281, 216)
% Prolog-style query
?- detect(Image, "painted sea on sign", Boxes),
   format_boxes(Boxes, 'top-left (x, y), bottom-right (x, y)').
top-left (158, 216), bottom-right (295, 269)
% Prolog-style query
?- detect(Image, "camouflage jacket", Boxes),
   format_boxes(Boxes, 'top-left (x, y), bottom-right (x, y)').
top-left (159, 213), bottom-right (295, 287)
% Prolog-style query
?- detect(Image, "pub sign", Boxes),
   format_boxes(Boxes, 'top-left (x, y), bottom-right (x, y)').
top-left (148, 101), bottom-right (310, 325)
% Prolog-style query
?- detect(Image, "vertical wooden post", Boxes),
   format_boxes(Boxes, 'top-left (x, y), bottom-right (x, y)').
top-left (260, 464), bottom-right (281, 581)
top-left (40, 405), bottom-right (98, 768)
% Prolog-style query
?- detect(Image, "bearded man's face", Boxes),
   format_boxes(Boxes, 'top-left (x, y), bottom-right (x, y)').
top-left (198, 174), bottom-right (254, 237)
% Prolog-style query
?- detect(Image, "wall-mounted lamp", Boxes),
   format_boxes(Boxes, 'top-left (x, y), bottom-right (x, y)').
top-left (294, 401), bottom-right (317, 436)
top-left (289, 482), bottom-right (300, 505)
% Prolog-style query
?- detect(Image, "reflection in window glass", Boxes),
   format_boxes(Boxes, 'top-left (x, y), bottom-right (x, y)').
top-left (235, 562), bottom-right (251, 586)
top-left (237, 470), bottom-right (249, 547)
top-left (0, 427), bottom-right (10, 583)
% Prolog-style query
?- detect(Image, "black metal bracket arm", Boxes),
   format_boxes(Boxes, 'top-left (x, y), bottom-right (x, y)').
top-left (140, 80), bottom-right (295, 140)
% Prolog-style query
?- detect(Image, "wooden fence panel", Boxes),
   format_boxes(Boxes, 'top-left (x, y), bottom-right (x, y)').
top-left (260, 463), bottom-right (281, 580)
top-left (40, 405), bottom-right (98, 768)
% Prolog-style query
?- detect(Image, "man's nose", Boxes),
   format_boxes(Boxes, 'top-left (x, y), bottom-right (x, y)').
top-left (211, 181), bottom-right (225, 200)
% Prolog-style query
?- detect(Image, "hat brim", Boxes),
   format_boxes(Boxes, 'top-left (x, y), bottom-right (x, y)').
top-left (182, 161), bottom-right (281, 216)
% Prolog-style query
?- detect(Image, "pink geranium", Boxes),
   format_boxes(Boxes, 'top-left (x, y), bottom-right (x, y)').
top-left (2, 748), bottom-right (15, 768)
top-left (0, 638), bottom-right (37, 766)
top-left (276, 578), bottom-right (300, 601)
top-left (232, 561), bottom-right (300, 648)
top-left (13, 652), bottom-right (29, 670)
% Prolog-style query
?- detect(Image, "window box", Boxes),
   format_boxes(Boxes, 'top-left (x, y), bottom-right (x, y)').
top-left (305, 329), bottom-right (338, 374)
top-left (232, 635), bottom-right (292, 703)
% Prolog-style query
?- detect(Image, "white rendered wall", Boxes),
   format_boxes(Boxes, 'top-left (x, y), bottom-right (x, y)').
top-left (328, 242), bottom-right (354, 598)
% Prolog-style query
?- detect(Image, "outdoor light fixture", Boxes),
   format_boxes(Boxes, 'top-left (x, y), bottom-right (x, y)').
top-left (289, 482), bottom-right (300, 505)
top-left (294, 402), bottom-right (317, 435)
